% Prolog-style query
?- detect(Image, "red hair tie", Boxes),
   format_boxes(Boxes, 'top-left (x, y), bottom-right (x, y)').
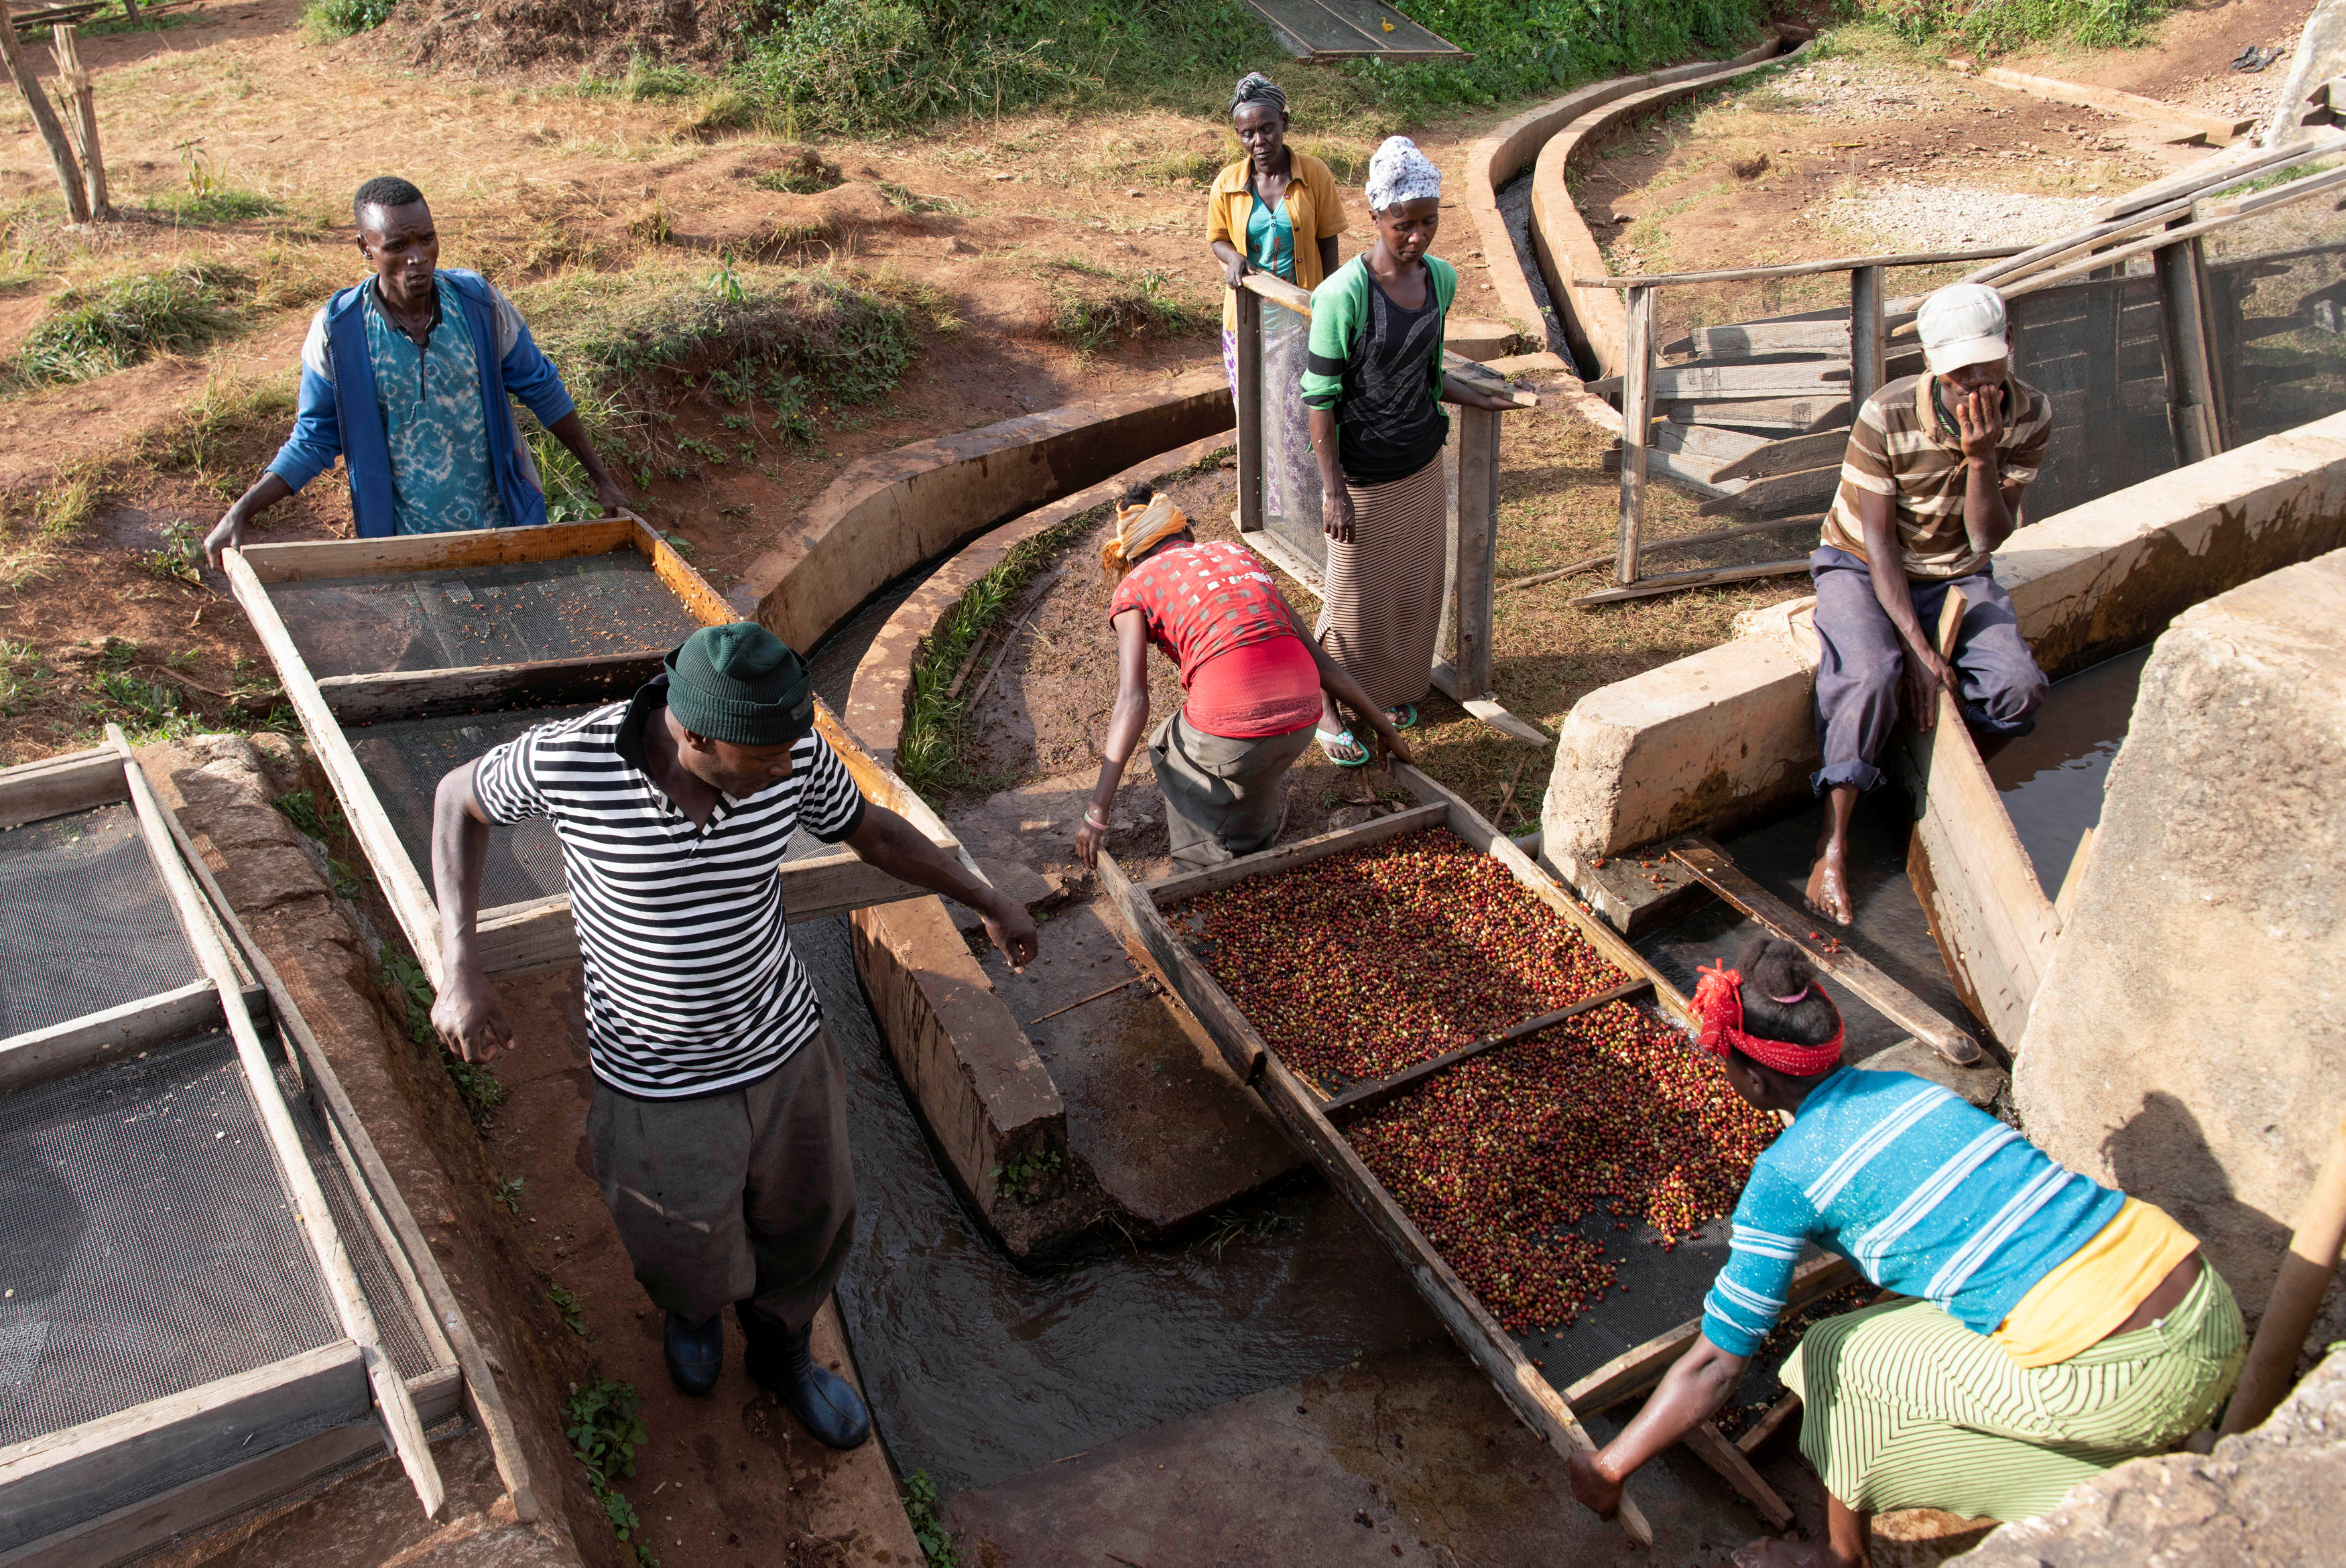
top-left (1690, 963), bottom-right (1845, 1077)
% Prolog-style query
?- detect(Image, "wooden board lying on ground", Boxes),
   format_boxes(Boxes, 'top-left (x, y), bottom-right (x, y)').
top-left (1699, 463), bottom-right (1839, 517)
top-left (1095, 767), bottom-right (1855, 1539)
top-left (226, 515), bottom-right (970, 984)
top-left (1892, 589), bottom-right (2062, 1049)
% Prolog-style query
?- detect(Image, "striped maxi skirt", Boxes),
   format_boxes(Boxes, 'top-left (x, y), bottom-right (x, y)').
top-left (1317, 454), bottom-right (1446, 714)
top-left (1781, 1263), bottom-right (2245, 1522)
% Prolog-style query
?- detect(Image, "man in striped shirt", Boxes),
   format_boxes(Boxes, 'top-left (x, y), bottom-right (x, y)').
top-left (427, 623), bottom-right (1038, 1449)
top-left (1805, 283), bottom-right (2053, 926)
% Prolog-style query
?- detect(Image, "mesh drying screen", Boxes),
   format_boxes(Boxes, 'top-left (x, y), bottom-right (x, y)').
top-left (349, 706), bottom-right (596, 912)
top-left (0, 1030), bottom-right (341, 1447)
top-left (273, 1058), bottom-right (442, 1382)
top-left (267, 553), bottom-right (704, 679)
top-left (0, 803), bottom-right (201, 1038)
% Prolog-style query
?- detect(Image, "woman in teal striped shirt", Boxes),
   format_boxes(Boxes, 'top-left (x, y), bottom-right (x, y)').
top-left (1567, 939), bottom-right (2243, 1567)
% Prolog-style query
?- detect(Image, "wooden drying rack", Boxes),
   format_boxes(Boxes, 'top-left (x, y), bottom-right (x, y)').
top-left (1096, 762), bottom-right (1856, 1540)
top-left (0, 734), bottom-right (528, 1557)
top-left (223, 513), bottom-right (977, 989)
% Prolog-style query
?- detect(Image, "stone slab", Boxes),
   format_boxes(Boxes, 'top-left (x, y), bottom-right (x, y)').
top-left (2016, 547), bottom-right (2346, 1345)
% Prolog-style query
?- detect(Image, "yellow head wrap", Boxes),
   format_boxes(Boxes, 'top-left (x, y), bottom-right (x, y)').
top-left (1098, 493), bottom-right (1192, 595)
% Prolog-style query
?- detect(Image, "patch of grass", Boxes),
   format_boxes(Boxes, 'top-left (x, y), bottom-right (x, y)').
top-left (549, 1283), bottom-right (589, 1336)
top-left (566, 1378), bottom-right (658, 1568)
top-left (902, 1472), bottom-right (960, 1568)
top-left (896, 512), bottom-right (1093, 803)
top-left (1860, 0), bottom-right (2175, 51)
top-left (302, 0), bottom-right (397, 41)
top-left (1038, 259), bottom-right (1211, 355)
top-left (750, 148), bottom-right (843, 195)
top-left (0, 641), bottom-right (50, 717)
top-left (151, 372), bottom-right (298, 496)
top-left (273, 786), bottom-right (345, 840)
top-left (32, 466), bottom-right (106, 540)
top-left (92, 667), bottom-right (194, 740)
top-left (155, 189), bottom-right (282, 224)
top-left (580, 56), bottom-right (706, 102)
top-left (381, 950), bottom-right (509, 1132)
top-left (8, 263), bottom-right (245, 388)
top-left (876, 180), bottom-right (963, 214)
top-left (854, 265), bottom-right (962, 336)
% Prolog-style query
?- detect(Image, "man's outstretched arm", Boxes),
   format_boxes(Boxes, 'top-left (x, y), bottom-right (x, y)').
top-left (428, 758), bottom-right (515, 1063)
top-left (843, 805), bottom-right (1039, 970)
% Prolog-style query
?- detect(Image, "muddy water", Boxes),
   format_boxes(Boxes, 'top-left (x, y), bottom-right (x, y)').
top-left (1633, 645), bottom-right (2148, 1051)
top-left (1497, 169), bottom-right (1573, 364)
top-left (800, 580), bottom-right (1438, 1496)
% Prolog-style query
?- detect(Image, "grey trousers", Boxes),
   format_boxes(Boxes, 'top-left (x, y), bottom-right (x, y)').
top-left (1149, 709), bottom-right (1316, 871)
top-left (1810, 545), bottom-right (2048, 795)
top-left (586, 1023), bottom-right (856, 1332)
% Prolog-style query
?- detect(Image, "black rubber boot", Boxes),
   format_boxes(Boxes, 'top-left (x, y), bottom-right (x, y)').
top-left (737, 1304), bottom-right (871, 1449)
top-left (664, 1311), bottom-right (724, 1396)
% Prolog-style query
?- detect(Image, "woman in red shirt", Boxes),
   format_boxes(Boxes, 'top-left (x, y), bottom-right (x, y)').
top-left (1074, 486), bottom-right (1412, 872)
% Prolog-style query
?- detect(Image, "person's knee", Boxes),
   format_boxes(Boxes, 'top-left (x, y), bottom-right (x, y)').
top-left (1972, 662), bottom-right (2049, 734)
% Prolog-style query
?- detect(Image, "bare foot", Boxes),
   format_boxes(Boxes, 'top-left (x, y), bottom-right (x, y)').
top-left (1732, 1537), bottom-right (1855, 1568)
top-left (1804, 846), bottom-right (1854, 926)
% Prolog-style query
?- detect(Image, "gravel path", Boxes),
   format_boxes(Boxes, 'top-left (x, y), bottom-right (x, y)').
top-left (1827, 181), bottom-right (2105, 252)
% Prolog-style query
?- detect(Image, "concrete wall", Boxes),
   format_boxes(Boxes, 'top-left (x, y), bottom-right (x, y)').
top-left (735, 371), bottom-right (1231, 656)
top-left (1541, 410), bottom-right (2346, 877)
top-left (2016, 547), bottom-right (2346, 1342)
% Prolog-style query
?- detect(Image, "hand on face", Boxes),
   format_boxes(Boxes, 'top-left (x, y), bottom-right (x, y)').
top-left (1944, 361), bottom-right (2005, 463)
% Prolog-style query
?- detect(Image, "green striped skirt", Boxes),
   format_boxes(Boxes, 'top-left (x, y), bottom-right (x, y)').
top-left (1780, 1264), bottom-right (2244, 1522)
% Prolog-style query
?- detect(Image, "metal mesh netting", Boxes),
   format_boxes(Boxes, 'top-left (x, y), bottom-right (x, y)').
top-left (0, 1030), bottom-right (341, 1448)
top-left (0, 805), bottom-right (201, 1038)
top-left (269, 553), bottom-right (703, 679)
top-left (273, 1058), bottom-right (442, 1383)
top-left (350, 706), bottom-right (596, 912)
top-left (2008, 273), bottom-right (2174, 521)
top-left (2206, 196), bottom-right (2346, 449)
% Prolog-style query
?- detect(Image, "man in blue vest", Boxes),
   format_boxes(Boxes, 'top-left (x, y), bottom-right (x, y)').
top-left (204, 176), bottom-right (628, 566)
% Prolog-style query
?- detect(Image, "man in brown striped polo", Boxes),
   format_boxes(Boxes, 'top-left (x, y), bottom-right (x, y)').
top-left (1804, 283), bottom-right (2052, 927)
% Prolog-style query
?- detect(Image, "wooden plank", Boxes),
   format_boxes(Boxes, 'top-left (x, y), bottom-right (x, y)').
top-left (1656, 422), bottom-right (1772, 462)
top-left (1736, 1391), bottom-right (1802, 1456)
top-left (1567, 559), bottom-right (1814, 607)
top-left (1684, 1421), bottom-right (1794, 1528)
top-left (1617, 285), bottom-right (1656, 586)
top-left (1667, 396), bottom-right (1849, 432)
top-left (142, 775), bottom-right (538, 1524)
top-left (1562, 1254), bottom-right (1855, 1413)
top-left (1970, 64), bottom-right (2251, 144)
top-left (1600, 446), bottom-right (1747, 498)
top-left (112, 731), bottom-right (445, 1519)
top-left (1849, 264), bottom-right (1886, 414)
top-left (1575, 243), bottom-right (2026, 289)
top-left (0, 1342), bottom-right (368, 1555)
top-left (1247, 1051), bottom-right (1654, 1547)
top-left (314, 653), bottom-right (668, 725)
top-left (1698, 464), bottom-right (1839, 517)
top-left (1666, 835), bottom-right (1984, 1065)
top-left (625, 514), bottom-right (731, 629)
top-left (1137, 803), bottom-right (1450, 906)
top-left (0, 980), bottom-right (221, 1094)
top-left (225, 550), bottom-right (444, 980)
top-left (1321, 977), bottom-right (1656, 1120)
top-left (1097, 850), bottom-right (1270, 1084)
top-left (1650, 362), bottom-right (1851, 400)
top-left (1451, 405), bottom-right (1501, 700)
top-left (235, 518), bottom-right (633, 584)
top-left (2052, 825), bottom-right (2095, 925)
top-left (1890, 591), bottom-right (2061, 1049)
top-left (0, 1421), bottom-right (389, 1568)
top-left (1692, 320), bottom-right (1849, 356)
top-left (0, 748), bottom-right (127, 830)
top-left (1711, 429), bottom-right (1851, 484)
top-left (1430, 669), bottom-right (1556, 747)
top-left (1235, 285), bottom-right (1266, 536)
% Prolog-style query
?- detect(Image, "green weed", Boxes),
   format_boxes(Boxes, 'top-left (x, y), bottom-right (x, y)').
top-left (0, 640), bottom-right (48, 716)
top-left (381, 950), bottom-right (509, 1132)
top-left (580, 56), bottom-right (705, 102)
top-left (327, 858), bottom-right (362, 899)
top-left (92, 668), bottom-right (194, 739)
top-left (302, 0), bottom-right (397, 40)
top-left (902, 1471), bottom-right (960, 1568)
top-left (9, 263), bottom-right (245, 387)
top-left (1040, 260), bottom-right (1211, 354)
top-left (1861, 0), bottom-right (2174, 50)
top-left (272, 786), bottom-right (344, 840)
top-left (550, 1283), bottom-right (589, 1336)
top-left (139, 518), bottom-right (204, 586)
top-left (1196, 1205), bottom-right (1294, 1260)
top-left (991, 1147), bottom-right (1064, 1206)
top-left (492, 1175), bottom-right (526, 1213)
top-left (566, 1378), bottom-right (657, 1568)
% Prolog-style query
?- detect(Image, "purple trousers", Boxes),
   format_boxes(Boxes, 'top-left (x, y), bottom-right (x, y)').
top-left (1810, 546), bottom-right (2047, 795)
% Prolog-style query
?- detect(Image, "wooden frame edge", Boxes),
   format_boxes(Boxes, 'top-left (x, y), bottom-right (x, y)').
top-left (0, 980), bottom-right (221, 1096)
top-left (235, 517), bottom-right (633, 584)
top-left (0, 748), bottom-right (129, 832)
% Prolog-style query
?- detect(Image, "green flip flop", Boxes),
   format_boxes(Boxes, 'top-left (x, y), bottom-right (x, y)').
top-left (1316, 727), bottom-right (1370, 768)
top-left (1387, 704), bottom-right (1419, 731)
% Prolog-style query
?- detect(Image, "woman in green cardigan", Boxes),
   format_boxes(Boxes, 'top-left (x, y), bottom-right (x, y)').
top-left (1300, 137), bottom-right (1516, 765)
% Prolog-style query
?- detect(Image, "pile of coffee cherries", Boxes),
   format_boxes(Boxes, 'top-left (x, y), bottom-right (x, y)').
top-left (1347, 998), bottom-right (1780, 1335)
top-left (1179, 830), bottom-right (1629, 1086)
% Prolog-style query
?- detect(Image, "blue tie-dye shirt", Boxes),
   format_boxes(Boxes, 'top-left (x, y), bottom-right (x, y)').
top-left (361, 275), bottom-right (508, 535)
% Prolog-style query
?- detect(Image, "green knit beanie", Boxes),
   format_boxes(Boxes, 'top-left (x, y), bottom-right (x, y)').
top-left (664, 623), bottom-right (814, 746)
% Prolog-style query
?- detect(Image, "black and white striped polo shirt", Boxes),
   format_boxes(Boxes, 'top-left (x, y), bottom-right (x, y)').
top-left (473, 676), bottom-right (866, 1098)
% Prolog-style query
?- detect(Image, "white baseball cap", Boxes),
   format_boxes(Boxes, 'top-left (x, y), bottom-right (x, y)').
top-left (1916, 283), bottom-right (2010, 375)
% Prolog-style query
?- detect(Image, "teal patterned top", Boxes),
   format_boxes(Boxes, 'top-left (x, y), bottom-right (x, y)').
top-left (361, 275), bottom-right (509, 535)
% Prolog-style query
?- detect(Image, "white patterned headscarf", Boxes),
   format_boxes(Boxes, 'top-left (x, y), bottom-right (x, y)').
top-left (1364, 136), bottom-right (1442, 212)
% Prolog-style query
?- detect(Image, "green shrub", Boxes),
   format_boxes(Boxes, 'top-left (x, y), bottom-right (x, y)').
top-left (10, 264), bottom-right (244, 387)
top-left (303, 0), bottom-right (397, 40)
top-left (1859, 0), bottom-right (2174, 50)
top-left (566, 1379), bottom-right (657, 1567)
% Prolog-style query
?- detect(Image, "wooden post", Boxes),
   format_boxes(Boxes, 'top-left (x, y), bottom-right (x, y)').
top-left (1451, 403), bottom-right (1501, 698)
top-left (1848, 264), bottom-right (1886, 413)
top-left (0, 9), bottom-right (91, 225)
top-left (1616, 285), bottom-right (1656, 586)
top-left (50, 23), bottom-right (105, 220)
top-left (2154, 220), bottom-right (2220, 464)
top-left (121, 0), bottom-right (142, 22)
top-left (1235, 283), bottom-right (1265, 535)
top-left (2192, 234), bottom-right (2233, 446)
